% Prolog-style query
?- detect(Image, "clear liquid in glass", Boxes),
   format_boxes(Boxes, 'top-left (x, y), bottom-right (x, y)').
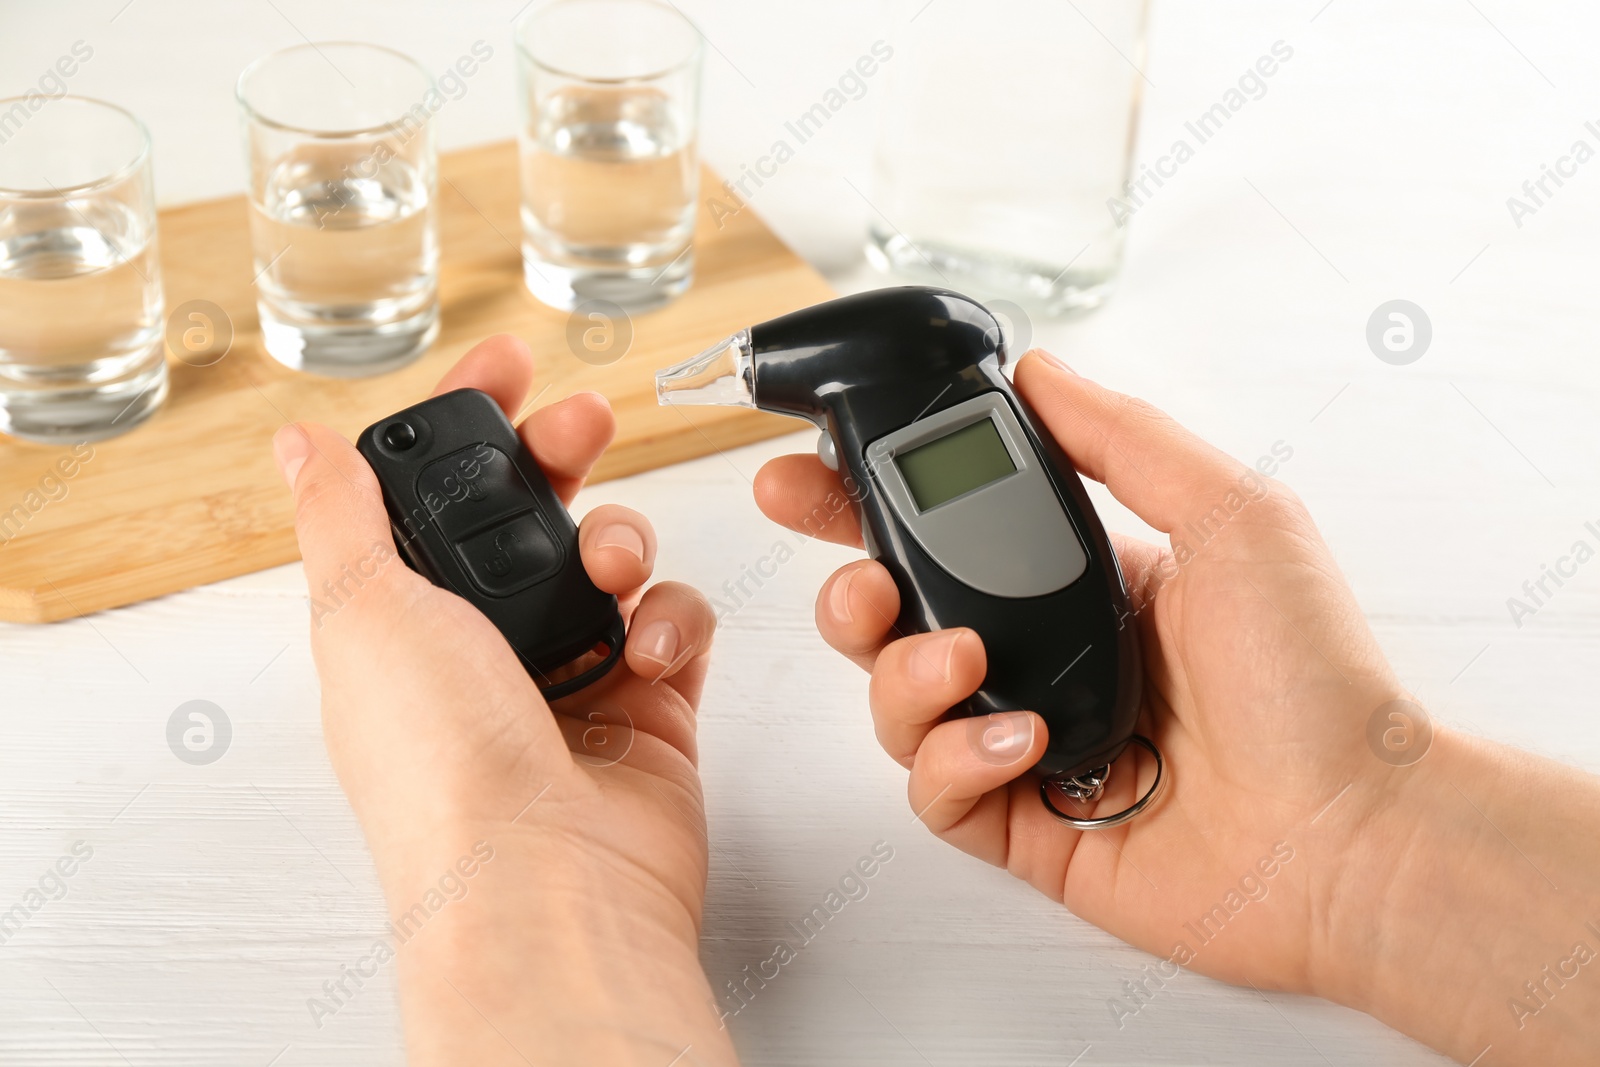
top-left (869, 0), bottom-right (1147, 316)
top-left (520, 85), bottom-right (697, 311)
top-left (249, 148), bottom-right (438, 377)
top-left (0, 199), bottom-right (166, 441)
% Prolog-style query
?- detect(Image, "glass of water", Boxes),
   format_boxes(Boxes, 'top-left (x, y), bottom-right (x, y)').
top-left (237, 43), bottom-right (439, 377)
top-left (0, 96), bottom-right (166, 443)
top-left (870, 0), bottom-right (1149, 316)
top-left (516, 0), bottom-right (702, 312)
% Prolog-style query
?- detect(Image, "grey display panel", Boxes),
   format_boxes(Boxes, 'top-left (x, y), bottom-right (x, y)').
top-left (895, 418), bottom-right (1018, 510)
top-left (865, 393), bottom-right (1088, 599)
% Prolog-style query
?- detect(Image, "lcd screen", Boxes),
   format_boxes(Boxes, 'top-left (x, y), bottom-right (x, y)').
top-left (895, 418), bottom-right (1017, 510)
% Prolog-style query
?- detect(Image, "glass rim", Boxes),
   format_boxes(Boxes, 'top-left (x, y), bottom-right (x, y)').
top-left (236, 41), bottom-right (439, 139)
top-left (514, 0), bottom-right (704, 85)
top-left (0, 94), bottom-right (151, 198)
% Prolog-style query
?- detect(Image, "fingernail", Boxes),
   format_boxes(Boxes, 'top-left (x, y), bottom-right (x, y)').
top-left (1038, 350), bottom-right (1077, 375)
top-left (595, 523), bottom-right (645, 562)
top-left (272, 425), bottom-right (310, 491)
top-left (633, 619), bottom-right (681, 667)
top-left (828, 569), bottom-right (857, 624)
top-left (980, 711), bottom-right (1035, 761)
top-left (909, 630), bottom-right (964, 686)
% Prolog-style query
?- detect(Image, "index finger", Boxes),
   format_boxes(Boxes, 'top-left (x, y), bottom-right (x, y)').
top-left (517, 391), bottom-right (615, 505)
top-left (428, 332), bottom-right (616, 505)
top-left (430, 333), bottom-right (535, 414)
top-left (753, 453), bottom-right (863, 547)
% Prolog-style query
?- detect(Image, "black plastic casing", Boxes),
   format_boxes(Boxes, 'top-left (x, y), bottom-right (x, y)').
top-left (356, 388), bottom-right (622, 690)
top-left (751, 287), bottom-right (1142, 778)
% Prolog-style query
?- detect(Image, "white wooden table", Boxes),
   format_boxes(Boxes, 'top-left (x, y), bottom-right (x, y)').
top-left (3, 2), bottom-right (1597, 1064)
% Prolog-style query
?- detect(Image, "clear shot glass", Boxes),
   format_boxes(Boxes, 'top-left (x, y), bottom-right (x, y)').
top-left (515, 0), bottom-right (703, 312)
top-left (237, 43), bottom-right (440, 378)
top-left (870, 0), bottom-right (1149, 315)
top-left (0, 96), bottom-right (166, 443)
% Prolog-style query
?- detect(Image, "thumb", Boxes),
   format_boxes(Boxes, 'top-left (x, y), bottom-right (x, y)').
top-left (1013, 351), bottom-right (1262, 535)
top-left (273, 422), bottom-right (404, 623)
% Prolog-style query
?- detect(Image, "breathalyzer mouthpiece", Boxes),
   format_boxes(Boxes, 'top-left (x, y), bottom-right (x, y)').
top-left (655, 329), bottom-right (755, 409)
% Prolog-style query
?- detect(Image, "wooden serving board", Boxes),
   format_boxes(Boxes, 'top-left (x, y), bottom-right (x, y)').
top-left (0, 141), bottom-right (832, 623)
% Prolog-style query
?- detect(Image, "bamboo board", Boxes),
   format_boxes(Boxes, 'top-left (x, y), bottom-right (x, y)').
top-left (0, 141), bottom-right (831, 622)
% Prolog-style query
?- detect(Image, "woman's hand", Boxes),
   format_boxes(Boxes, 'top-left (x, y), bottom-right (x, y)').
top-left (274, 335), bottom-right (736, 1067)
top-left (752, 350), bottom-right (1600, 1065)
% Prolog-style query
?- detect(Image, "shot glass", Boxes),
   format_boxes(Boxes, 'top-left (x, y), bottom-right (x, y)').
top-left (870, 0), bottom-right (1149, 315)
top-left (0, 96), bottom-right (166, 443)
top-left (516, 0), bottom-right (703, 312)
top-left (237, 43), bottom-right (440, 377)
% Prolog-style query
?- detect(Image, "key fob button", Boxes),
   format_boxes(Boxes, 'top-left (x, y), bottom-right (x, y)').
top-left (358, 388), bottom-right (624, 695)
top-left (453, 510), bottom-right (564, 596)
top-left (381, 421), bottom-right (418, 451)
top-left (415, 445), bottom-right (529, 538)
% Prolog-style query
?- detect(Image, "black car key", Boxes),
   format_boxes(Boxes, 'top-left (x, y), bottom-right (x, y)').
top-left (357, 388), bottom-right (625, 699)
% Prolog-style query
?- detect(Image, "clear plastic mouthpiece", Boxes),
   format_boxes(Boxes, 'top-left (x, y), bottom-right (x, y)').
top-left (655, 329), bottom-right (755, 409)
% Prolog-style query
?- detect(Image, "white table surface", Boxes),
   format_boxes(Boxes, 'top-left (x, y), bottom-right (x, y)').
top-left (3, 1), bottom-right (1598, 1064)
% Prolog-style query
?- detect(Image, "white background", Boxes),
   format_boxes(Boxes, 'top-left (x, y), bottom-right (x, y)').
top-left (2, 1), bottom-right (1598, 1064)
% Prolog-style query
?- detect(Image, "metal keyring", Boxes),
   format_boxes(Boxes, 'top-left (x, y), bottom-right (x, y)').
top-left (1039, 734), bottom-right (1166, 830)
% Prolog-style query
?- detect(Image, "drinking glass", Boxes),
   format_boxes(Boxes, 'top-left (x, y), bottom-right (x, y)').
top-left (237, 43), bottom-right (439, 377)
top-left (870, 0), bottom-right (1149, 315)
top-left (0, 96), bottom-right (166, 443)
top-left (515, 0), bottom-right (703, 312)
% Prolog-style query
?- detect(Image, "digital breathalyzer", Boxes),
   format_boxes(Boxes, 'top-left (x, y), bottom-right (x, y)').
top-left (656, 286), bottom-right (1162, 828)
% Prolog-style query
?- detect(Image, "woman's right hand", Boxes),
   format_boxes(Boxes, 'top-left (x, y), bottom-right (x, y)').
top-left (752, 350), bottom-right (1600, 1065)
